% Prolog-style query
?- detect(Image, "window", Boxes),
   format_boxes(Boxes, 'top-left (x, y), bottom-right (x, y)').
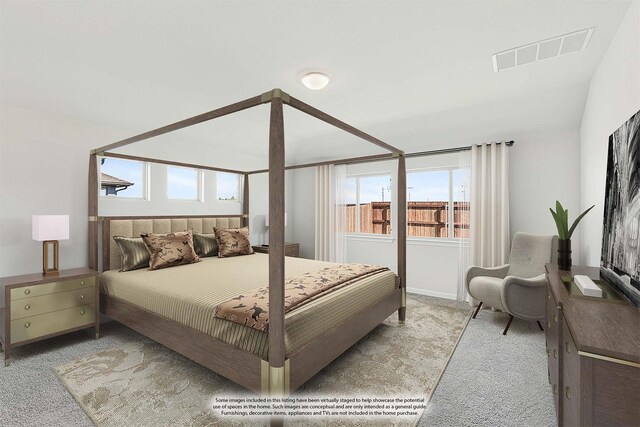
top-left (345, 174), bottom-right (392, 235)
top-left (167, 166), bottom-right (199, 200)
top-left (217, 172), bottom-right (241, 201)
top-left (452, 169), bottom-right (470, 238)
top-left (407, 168), bottom-right (469, 239)
top-left (100, 157), bottom-right (146, 198)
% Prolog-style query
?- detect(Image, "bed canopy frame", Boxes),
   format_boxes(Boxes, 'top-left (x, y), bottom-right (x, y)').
top-left (88, 88), bottom-right (407, 399)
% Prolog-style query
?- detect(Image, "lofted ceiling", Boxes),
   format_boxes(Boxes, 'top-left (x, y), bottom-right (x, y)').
top-left (0, 0), bottom-right (632, 170)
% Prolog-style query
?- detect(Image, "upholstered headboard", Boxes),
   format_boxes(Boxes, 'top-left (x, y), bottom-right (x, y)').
top-left (102, 215), bottom-right (244, 271)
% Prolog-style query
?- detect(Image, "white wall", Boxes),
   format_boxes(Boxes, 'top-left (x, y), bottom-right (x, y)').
top-left (0, 104), bottom-right (126, 276)
top-left (579, 0), bottom-right (640, 266)
top-left (289, 129), bottom-right (581, 300)
top-left (247, 172), bottom-right (295, 247)
top-left (290, 168), bottom-right (315, 259)
top-left (510, 128), bottom-right (582, 259)
top-left (0, 103), bottom-right (287, 277)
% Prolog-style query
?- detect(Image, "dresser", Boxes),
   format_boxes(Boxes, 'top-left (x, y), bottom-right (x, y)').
top-left (0, 268), bottom-right (99, 366)
top-left (545, 264), bottom-right (640, 426)
top-left (252, 243), bottom-right (300, 258)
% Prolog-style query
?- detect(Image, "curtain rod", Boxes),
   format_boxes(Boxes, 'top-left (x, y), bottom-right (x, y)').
top-left (331, 141), bottom-right (515, 166)
top-left (404, 141), bottom-right (514, 159)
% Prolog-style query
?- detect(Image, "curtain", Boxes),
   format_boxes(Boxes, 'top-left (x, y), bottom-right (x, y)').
top-left (468, 143), bottom-right (510, 304)
top-left (457, 150), bottom-right (471, 300)
top-left (314, 164), bottom-right (347, 262)
top-left (334, 164), bottom-right (347, 263)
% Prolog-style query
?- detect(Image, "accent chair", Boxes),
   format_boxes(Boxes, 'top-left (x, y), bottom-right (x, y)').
top-left (466, 232), bottom-right (558, 335)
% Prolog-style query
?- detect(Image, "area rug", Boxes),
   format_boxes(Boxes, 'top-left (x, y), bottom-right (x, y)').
top-left (54, 295), bottom-right (471, 427)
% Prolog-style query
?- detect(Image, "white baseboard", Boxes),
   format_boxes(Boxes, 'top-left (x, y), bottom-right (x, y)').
top-left (407, 287), bottom-right (458, 301)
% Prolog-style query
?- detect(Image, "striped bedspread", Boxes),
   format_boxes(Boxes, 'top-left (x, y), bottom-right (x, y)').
top-left (101, 254), bottom-right (398, 359)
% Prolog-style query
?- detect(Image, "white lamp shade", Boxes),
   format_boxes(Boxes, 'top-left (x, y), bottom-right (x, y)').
top-left (32, 215), bottom-right (69, 241)
top-left (265, 213), bottom-right (287, 227)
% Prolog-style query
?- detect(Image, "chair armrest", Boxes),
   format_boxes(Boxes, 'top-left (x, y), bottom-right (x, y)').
top-left (503, 273), bottom-right (546, 288)
top-left (465, 264), bottom-right (510, 293)
top-left (501, 273), bottom-right (547, 320)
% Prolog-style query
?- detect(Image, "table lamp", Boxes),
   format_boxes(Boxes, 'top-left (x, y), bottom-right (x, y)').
top-left (32, 215), bottom-right (69, 276)
top-left (264, 213), bottom-right (287, 246)
top-left (265, 213), bottom-right (287, 228)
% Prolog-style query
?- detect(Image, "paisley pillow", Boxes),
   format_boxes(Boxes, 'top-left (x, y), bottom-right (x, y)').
top-left (141, 230), bottom-right (200, 270)
top-left (214, 227), bottom-right (254, 258)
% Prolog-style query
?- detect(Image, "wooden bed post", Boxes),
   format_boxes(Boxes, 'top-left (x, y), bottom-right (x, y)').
top-left (91, 89), bottom-right (407, 402)
top-left (397, 155), bottom-right (407, 323)
top-left (243, 173), bottom-right (250, 227)
top-left (266, 89), bottom-right (288, 400)
top-left (88, 153), bottom-right (99, 272)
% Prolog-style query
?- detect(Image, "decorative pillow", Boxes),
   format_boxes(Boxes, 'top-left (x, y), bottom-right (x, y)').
top-left (214, 227), bottom-right (254, 258)
top-left (140, 231), bottom-right (201, 270)
top-left (193, 233), bottom-right (218, 258)
top-left (113, 236), bottom-right (150, 272)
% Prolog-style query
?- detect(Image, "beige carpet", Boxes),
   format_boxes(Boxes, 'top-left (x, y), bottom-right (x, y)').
top-left (54, 295), bottom-right (471, 427)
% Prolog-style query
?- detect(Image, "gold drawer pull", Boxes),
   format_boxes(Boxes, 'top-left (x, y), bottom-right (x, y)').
top-left (25, 304), bottom-right (31, 310)
top-left (80, 294), bottom-right (85, 300)
top-left (553, 349), bottom-right (557, 359)
top-left (565, 386), bottom-right (572, 400)
top-left (24, 322), bottom-right (31, 328)
top-left (552, 384), bottom-right (557, 395)
top-left (565, 342), bottom-right (571, 353)
top-left (80, 281), bottom-right (85, 285)
top-left (24, 289), bottom-right (31, 295)
top-left (80, 310), bottom-right (86, 315)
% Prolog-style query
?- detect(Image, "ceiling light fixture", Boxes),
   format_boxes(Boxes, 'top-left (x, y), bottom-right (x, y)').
top-left (301, 72), bottom-right (330, 90)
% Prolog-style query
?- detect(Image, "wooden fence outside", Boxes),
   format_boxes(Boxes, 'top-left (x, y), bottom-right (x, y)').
top-left (344, 201), bottom-right (469, 237)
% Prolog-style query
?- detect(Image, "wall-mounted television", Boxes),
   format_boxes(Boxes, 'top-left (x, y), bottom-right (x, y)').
top-left (600, 109), bottom-right (640, 307)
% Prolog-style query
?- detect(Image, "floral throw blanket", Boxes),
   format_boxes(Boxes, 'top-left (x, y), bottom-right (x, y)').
top-left (213, 264), bottom-right (389, 332)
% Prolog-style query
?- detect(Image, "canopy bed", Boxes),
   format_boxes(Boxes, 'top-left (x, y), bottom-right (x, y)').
top-left (88, 88), bottom-right (408, 399)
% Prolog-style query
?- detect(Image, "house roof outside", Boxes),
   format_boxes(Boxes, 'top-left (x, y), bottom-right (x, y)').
top-left (100, 173), bottom-right (133, 188)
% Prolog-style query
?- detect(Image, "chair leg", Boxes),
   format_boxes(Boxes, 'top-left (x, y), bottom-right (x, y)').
top-left (537, 320), bottom-right (544, 331)
top-left (502, 314), bottom-right (514, 335)
top-left (472, 301), bottom-right (483, 319)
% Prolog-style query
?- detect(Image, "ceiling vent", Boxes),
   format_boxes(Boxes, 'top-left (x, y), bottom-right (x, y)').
top-left (492, 27), bottom-right (594, 72)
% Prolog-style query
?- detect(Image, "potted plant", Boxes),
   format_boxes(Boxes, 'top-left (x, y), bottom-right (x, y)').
top-left (549, 201), bottom-right (595, 270)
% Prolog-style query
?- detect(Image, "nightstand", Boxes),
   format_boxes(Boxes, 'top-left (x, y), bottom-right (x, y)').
top-left (252, 243), bottom-right (300, 258)
top-left (0, 267), bottom-right (99, 367)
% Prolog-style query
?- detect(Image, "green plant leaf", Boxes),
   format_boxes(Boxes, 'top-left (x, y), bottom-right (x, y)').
top-left (549, 208), bottom-right (566, 239)
top-left (555, 201), bottom-right (563, 215)
top-left (558, 203), bottom-right (569, 239)
top-left (562, 208), bottom-right (569, 238)
top-left (567, 204), bottom-right (595, 238)
top-left (551, 201), bottom-right (575, 239)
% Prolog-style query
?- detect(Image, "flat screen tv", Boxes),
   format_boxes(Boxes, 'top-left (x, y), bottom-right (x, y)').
top-left (600, 109), bottom-right (640, 307)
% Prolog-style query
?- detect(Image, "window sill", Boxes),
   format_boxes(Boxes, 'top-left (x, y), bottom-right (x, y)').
top-left (100, 196), bottom-right (148, 201)
top-left (407, 238), bottom-right (467, 248)
top-left (345, 235), bottom-right (469, 247)
top-left (346, 234), bottom-right (394, 243)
